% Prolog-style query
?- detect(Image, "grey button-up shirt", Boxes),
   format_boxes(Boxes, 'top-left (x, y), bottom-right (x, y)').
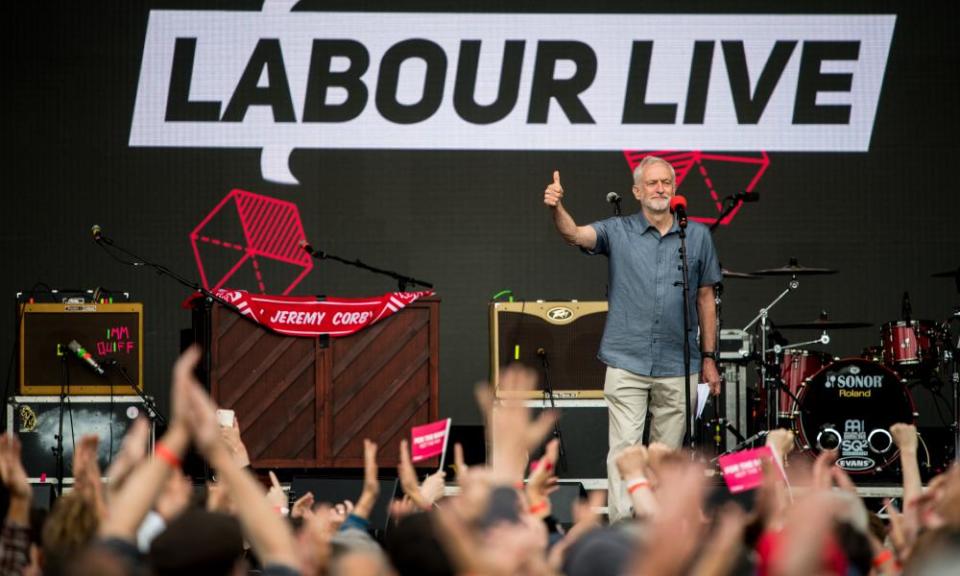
top-left (588, 212), bottom-right (721, 377)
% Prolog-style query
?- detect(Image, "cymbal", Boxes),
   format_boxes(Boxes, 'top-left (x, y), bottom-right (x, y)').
top-left (722, 268), bottom-right (761, 279)
top-left (752, 257), bottom-right (838, 276)
top-left (932, 267), bottom-right (960, 278)
top-left (777, 319), bottom-right (873, 330)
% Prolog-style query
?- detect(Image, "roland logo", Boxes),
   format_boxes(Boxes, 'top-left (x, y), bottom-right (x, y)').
top-left (547, 307), bottom-right (574, 321)
top-left (836, 456), bottom-right (875, 472)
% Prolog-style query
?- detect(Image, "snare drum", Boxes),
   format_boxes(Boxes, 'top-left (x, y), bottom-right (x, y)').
top-left (794, 358), bottom-right (916, 474)
top-left (881, 320), bottom-right (942, 370)
top-left (763, 349), bottom-right (832, 417)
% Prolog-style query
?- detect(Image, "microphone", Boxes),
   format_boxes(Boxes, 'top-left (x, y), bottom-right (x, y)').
top-left (90, 224), bottom-right (114, 245)
top-left (606, 192), bottom-right (622, 216)
top-left (669, 195), bottom-right (688, 228)
top-left (901, 291), bottom-right (912, 322)
top-left (298, 239), bottom-right (326, 259)
top-left (67, 340), bottom-right (106, 376)
top-left (536, 347), bottom-right (549, 368)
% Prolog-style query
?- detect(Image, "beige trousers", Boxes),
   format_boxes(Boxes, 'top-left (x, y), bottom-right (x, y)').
top-left (604, 366), bottom-right (699, 522)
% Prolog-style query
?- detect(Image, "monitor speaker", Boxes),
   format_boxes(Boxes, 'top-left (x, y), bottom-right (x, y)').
top-left (490, 301), bottom-right (607, 399)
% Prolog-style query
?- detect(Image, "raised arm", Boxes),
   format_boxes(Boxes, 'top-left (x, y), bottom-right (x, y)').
top-left (99, 350), bottom-right (196, 541)
top-left (544, 170), bottom-right (597, 250)
top-left (183, 363), bottom-right (299, 569)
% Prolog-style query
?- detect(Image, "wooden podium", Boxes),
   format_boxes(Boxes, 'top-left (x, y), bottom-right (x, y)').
top-left (194, 298), bottom-right (439, 468)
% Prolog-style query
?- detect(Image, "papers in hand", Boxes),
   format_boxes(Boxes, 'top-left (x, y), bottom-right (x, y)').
top-left (696, 383), bottom-right (710, 419)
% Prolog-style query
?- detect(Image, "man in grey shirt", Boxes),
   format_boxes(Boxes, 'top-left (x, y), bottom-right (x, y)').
top-left (543, 156), bottom-right (722, 521)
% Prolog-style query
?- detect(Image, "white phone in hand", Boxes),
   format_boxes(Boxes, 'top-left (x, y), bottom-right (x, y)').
top-left (216, 408), bottom-right (235, 428)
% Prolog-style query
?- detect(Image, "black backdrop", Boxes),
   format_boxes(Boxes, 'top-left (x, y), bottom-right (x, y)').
top-left (5, 1), bottom-right (959, 428)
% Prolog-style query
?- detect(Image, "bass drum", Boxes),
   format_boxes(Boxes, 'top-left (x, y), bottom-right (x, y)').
top-left (794, 358), bottom-right (917, 474)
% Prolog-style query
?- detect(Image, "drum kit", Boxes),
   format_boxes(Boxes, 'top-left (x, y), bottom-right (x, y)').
top-left (716, 259), bottom-right (960, 475)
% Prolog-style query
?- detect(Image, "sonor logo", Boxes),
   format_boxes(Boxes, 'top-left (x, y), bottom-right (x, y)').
top-left (130, 4), bottom-right (896, 183)
top-left (827, 372), bottom-right (884, 389)
top-left (547, 307), bottom-right (574, 322)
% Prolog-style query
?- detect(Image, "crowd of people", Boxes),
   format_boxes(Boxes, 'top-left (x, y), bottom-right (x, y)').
top-left (0, 348), bottom-right (958, 575)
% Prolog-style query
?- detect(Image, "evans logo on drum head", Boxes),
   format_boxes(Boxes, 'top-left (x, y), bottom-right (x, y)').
top-left (836, 456), bottom-right (876, 472)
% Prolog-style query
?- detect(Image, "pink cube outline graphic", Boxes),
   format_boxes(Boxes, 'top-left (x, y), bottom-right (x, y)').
top-left (190, 189), bottom-right (313, 295)
top-left (623, 150), bottom-right (769, 227)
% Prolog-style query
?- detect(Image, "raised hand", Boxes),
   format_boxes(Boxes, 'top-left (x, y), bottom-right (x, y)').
top-left (266, 470), bottom-right (288, 511)
top-left (543, 170), bottom-right (564, 207)
top-left (398, 439), bottom-right (431, 510)
top-left (615, 444), bottom-right (649, 481)
top-left (420, 469), bottom-right (447, 506)
top-left (890, 423), bottom-right (918, 452)
top-left (291, 491), bottom-right (315, 519)
top-left (526, 438), bottom-right (560, 518)
top-left (220, 415), bottom-right (250, 468)
top-left (0, 433), bottom-right (31, 501)
top-left (351, 439), bottom-right (381, 520)
top-left (0, 433), bottom-right (32, 525)
top-left (106, 416), bottom-right (151, 494)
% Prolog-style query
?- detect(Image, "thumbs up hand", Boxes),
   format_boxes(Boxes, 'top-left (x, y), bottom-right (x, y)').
top-left (543, 170), bottom-right (564, 207)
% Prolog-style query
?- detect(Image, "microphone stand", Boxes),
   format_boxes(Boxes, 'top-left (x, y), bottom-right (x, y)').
top-left (537, 349), bottom-right (567, 472)
top-left (93, 230), bottom-right (253, 389)
top-left (54, 346), bottom-right (71, 497)
top-left (675, 213), bottom-right (696, 450)
top-left (709, 192), bottom-right (758, 232)
top-left (104, 359), bottom-right (166, 427)
top-left (300, 243), bottom-right (433, 292)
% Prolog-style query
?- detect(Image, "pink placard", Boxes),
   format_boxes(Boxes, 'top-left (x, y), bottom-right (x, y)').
top-left (411, 418), bottom-right (451, 463)
top-left (718, 446), bottom-right (783, 494)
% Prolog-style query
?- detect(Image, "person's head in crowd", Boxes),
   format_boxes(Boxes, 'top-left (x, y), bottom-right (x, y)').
top-left (833, 520), bottom-right (873, 576)
top-left (906, 527), bottom-right (960, 575)
top-left (64, 545), bottom-right (141, 576)
top-left (328, 528), bottom-right (390, 576)
top-left (385, 512), bottom-right (455, 576)
top-left (562, 526), bottom-right (634, 576)
top-left (147, 508), bottom-right (245, 576)
top-left (41, 492), bottom-right (101, 576)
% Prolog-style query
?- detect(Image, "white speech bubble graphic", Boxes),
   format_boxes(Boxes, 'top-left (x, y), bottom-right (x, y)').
top-left (130, 10), bottom-right (896, 184)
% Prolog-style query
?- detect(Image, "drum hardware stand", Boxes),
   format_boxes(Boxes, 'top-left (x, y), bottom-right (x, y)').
top-left (946, 311), bottom-right (960, 462)
top-left (709, 283), bottom-right (735, 451)
top-left (767, 331), bottom-right (832, 413)
top-left (743, 275), bottom-right (800, 431)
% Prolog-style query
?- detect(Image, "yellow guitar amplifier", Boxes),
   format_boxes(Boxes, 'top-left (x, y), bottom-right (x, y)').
top-left (18, 303), bottom-right (143, 395)
top-left (489, 301), bottom-right (607, 399)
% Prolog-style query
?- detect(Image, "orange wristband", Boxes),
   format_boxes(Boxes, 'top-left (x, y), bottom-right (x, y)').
top-left (529, 501), bottom-right (549, 515)
top-left (872, 549), bottom-right (894, 568)
top-left (154, 442), bottom-right (182, 469)
top-left (627, 479), bottom-right (650, 494)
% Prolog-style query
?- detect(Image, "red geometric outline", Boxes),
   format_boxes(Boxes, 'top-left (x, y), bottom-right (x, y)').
top-left (190, 189), bottom-right (313, 295)
top-left (623, 150), bottom-right (770, 227)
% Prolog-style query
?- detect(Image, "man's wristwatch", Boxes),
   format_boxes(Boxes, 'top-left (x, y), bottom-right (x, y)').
top-left (701, 351), bottom-right (718, 361)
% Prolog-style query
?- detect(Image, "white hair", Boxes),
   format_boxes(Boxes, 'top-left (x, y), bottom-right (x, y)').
top-left (633, 156), bottom-right (676, 185)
